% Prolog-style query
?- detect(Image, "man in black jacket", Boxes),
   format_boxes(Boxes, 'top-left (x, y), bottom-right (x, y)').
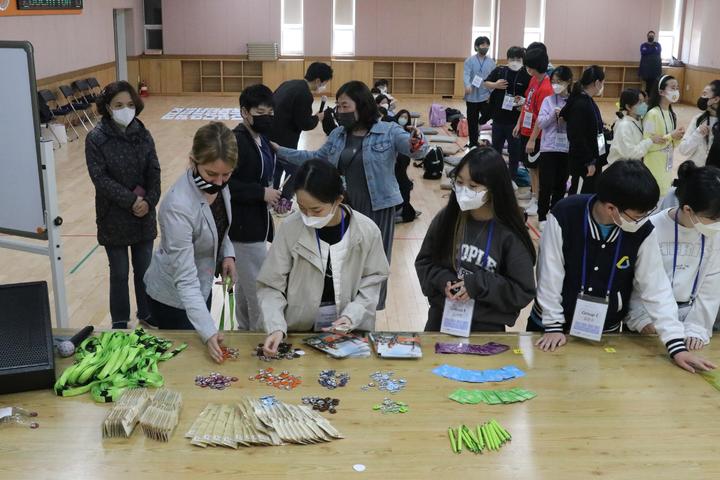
top-left (270, 62), bottom-right (333, 196)
top-left (229, 84), bottom-right (280, 331)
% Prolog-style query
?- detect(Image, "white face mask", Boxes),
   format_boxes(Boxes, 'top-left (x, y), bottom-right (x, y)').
top-left (691, 214), bottom-right (720, 237)
top-left (665, 90), bottom-right (680, 103)
top-left (398, 117), bottom-right (409, 126)
top-left (508, 61), bottom-right (522, 72)
top-left (317, 83), bottom-right (328, 93)
top-left (111, 107), bottom-right (135, 127)
top-left (613, 210), bottom-right (648, 233)
top-left (300, 206), bottom-right (336, 229)
top-left (454, 185), bottom-right (488, 211)
top-left (552, 83), bottom-right (566, 95)
top-left (379, 86), bottom-right (388, 93)
top-left (596, 82), bottom-right (604, 97)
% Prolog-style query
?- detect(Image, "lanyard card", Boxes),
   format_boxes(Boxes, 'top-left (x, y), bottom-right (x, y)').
top-left (502, 94), bottom-right (515, 111)
top-left (664, 144), bottom-right (674, 171)
top-left (440, 298), bottom-right (474, 337)
top-left (569, 295), bottom-right (608, 342)
top-left (314, 303), bottom-right (338, 332)
top-left (522, 111), bottom-right (533, 130)
top-left (596, 133), bottom-right (606, 156)
top-left (555, 132), bottom-right (569, 151)
top-left (472, 75), bottom-right (483, 88)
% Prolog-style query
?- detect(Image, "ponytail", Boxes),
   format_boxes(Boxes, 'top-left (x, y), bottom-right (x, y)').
top-left (571, 65), bottom-right (605, 97)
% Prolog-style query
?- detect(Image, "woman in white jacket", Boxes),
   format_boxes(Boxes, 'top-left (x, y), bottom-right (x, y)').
top-left (678, 80), bottom-right (720, 166)
top-left (258, 160), bottom-right (390, 356)
top-left (608, 89), bottom-right (664, 164)
top-left (626, 161), bottom-right (720, 349)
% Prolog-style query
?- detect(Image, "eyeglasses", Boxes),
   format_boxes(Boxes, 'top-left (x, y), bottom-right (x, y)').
top-left (621, 206), bottom-right (657, 224)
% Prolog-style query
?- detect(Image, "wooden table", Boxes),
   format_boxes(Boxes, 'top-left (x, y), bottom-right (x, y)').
top-left (2, 331), bottom-right (720, 479)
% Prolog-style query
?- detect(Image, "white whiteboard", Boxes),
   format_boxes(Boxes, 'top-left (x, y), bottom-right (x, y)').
top-left (0, 41), bottom-right (46, 239)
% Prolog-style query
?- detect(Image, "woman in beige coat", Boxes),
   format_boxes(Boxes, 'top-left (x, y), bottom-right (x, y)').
top-left (258, 160), bottom-right (390, 356)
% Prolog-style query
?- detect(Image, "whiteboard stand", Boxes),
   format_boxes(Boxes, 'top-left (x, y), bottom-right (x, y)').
top-left (0, 140), bottom-right (69, 327)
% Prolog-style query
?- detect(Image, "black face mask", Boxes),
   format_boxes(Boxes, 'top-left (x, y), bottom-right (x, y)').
top-left (648, 36), bottom-right (655, 43)
top-left (250, 114), bottom-right (274, 134)
top-left (193, 169), bottom-right (228, 194)
top-left (698, 97), bottom-right (710, 111)
top-left (477, 47), bottom-right (489, 56)
top-left (336, 111), bottom-right (357, 130)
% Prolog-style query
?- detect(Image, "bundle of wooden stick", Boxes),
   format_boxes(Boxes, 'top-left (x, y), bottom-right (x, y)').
top-left (102, 388), bottom-right (182, 441)
top-left (139, 388), bottom-right (183, 442)
top-left (102, 388), bottom-right (151, 438)
top-left (186, 398), bottom-right (343, 448)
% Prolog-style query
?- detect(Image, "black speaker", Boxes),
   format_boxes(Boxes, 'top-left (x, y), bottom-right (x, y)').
top-left (0, 281), bottom-right (56, 394)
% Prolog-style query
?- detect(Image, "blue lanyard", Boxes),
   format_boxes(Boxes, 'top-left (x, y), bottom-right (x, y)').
top-left (671, 209), bottom-right (705, 303)
top-left (580, 197), bottom-right (624, 299)
top-left (315, 208), bottom-right (345, 257)
top-left (476, 55), bottom-right (487, 73)
top-left (456, 219), bottom-right (495, 271)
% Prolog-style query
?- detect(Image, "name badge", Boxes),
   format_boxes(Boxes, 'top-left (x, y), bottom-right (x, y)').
top-left (596, 133), bottom-right (606, 156)
top-left (522, 111), bottom-right (533, 130)
top-left (569, 295), bottom-right (608, 342)
top-left (472, 75), bottom-right (483, 88)
top-left (664, 144), bottom-right (674, 171)
top-left (440, 298), bottom-right (474, 337)
top-left (314, 303), bottom-right (338, 332)
top-left (555, 132), bottom-right (569, 151)
top-left (502, 94), bottom-right (515, 111)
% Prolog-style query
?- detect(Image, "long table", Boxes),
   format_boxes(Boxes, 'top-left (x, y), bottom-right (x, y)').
top-left (2, 331), bottom-right (720, 479)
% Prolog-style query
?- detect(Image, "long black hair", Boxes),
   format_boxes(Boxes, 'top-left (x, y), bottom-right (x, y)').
top-left (571, 65), bottom-right (605, 96)
top-left (433, 147), bottom-right (536, 265)
top-left (647, 75), bottom-right (677, 129)
top-left (393, 109), bottom-right (411, 127)
top-left (696, 80), bottom-right (720, 128)
top-left (674, 160), bottom-right (720, 219)
top-left (335, 81), bottom-right (379, 130)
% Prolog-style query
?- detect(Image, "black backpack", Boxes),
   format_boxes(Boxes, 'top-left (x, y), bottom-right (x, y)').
top-left (421, 146), bottom-right (444, 180)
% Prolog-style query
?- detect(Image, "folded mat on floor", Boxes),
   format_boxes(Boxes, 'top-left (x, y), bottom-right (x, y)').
top-left (430, 135), bottom-right (458, 143)
top-left (420, 127), bottom-right (439, 135)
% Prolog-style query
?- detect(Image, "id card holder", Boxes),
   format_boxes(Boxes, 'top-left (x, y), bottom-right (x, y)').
top-left (440, 298), bottom-right (474, 337)
top-left (472, 75), bottom-right (483, 88)
top-left (569, 294), bottom-right (608, 342)
top-left (502, 94), bottom-right (515, 111)
top-left (664, 144), bottom-right (674, 171)
top-left (555, 132), bottom-right (569, 151)
top-left (314, 303), bottom-right (338, 332)
top-left (522, 111), bottom-right (533, 130)
top-left (596, 133), bottom-right (606, 156)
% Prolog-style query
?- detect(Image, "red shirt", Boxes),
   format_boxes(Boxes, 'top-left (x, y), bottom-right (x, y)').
top-left (519, 74), bottom-right (553, 138)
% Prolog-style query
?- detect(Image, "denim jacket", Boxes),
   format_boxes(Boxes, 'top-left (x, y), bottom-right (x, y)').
top-left (276, 121), bottom-right (429, 211)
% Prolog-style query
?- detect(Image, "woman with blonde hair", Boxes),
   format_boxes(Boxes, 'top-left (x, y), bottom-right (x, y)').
top-left (144, 122), bottom-right (238, 363)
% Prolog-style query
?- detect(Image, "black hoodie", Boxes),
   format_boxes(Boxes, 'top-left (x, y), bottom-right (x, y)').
top-left (560, 91), bottom-right (608, 175)
top-left (228, 124), bottom-right (276, 243)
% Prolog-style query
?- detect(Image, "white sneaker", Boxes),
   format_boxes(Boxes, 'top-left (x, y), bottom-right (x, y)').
top-left (538, 220), bottom-right (547, 232)
top-left (525, 197), bottom-right (538, 216)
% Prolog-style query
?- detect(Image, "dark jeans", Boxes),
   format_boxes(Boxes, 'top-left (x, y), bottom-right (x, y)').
top-left (273, 159), bottom-right (298, 199)
top-left (538, 151), bottom-right (569, 221)
top-left (491, 122), bottom-right (523, 177)
top-left (105, 240), bottom-right (154, 328)
top-left (466, 100), bottom-right (492, 147)
top-left (395, 154), bottom-right (416, 222)
top-left (149, 294), bottom-right (212, 330)
top-left (643, 77), bottom-right (659, 95)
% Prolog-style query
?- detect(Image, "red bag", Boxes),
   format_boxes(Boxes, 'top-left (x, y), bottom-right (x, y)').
top-left (457, 118), bottom-right (469, 138)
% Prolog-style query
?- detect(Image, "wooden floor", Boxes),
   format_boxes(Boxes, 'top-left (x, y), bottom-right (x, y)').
top-left (2, 331), bottom-right (720, 479)
top-left (0, 95), bottom-right (699, 332)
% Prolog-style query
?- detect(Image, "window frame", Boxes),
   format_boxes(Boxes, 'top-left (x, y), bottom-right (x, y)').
top-left (332, 0), bottom-right (356, 57)
top-left (281, 0), bottom-right (304, 56)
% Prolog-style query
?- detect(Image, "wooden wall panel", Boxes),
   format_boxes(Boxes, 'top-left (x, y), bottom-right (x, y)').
top-left (262, 60), bottom-right (305, 91)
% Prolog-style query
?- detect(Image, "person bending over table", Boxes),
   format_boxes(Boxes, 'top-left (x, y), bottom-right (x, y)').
top-left (531, 160), bottom-right (716, 374)
top-left (258, 160), bottom-right (389, 357)
top-left (144, 122), bottom-right (238, 363)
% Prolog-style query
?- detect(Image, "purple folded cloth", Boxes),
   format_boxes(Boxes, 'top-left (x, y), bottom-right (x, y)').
top-left (434, 341), bottom-right (510, 356)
